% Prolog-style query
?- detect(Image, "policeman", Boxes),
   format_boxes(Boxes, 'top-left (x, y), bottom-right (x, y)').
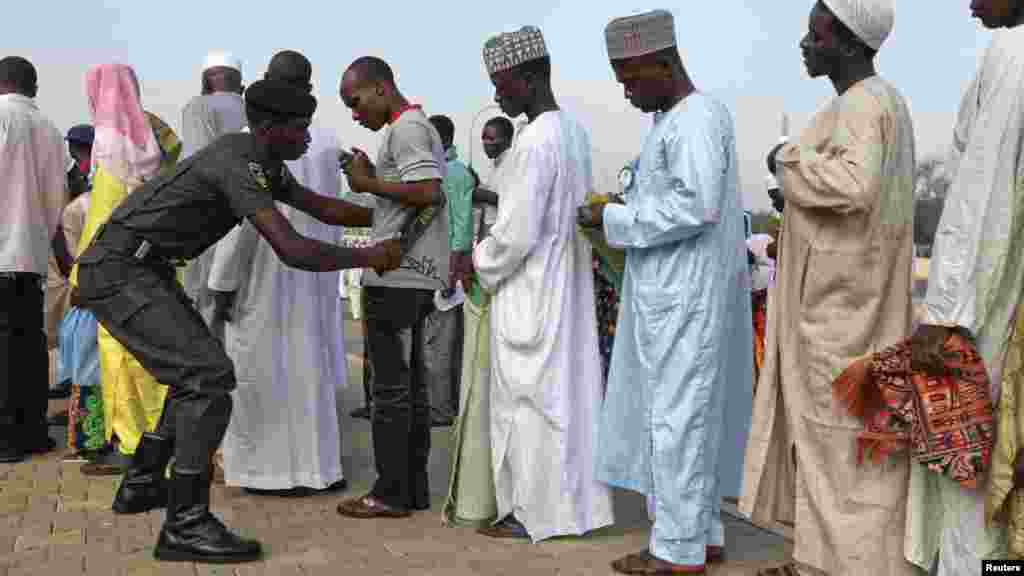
top-left (75, 79), bottom-right (399, 564)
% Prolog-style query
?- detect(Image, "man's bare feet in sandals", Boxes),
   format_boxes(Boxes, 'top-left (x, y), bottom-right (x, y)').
top-left (336, 494), bottom-right (412, 518)
top-left (611, 550), bottom-right (706, 574)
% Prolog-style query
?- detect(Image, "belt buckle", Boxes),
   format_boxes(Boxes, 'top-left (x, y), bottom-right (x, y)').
top-left (134, 240), bottom-right (152, 260)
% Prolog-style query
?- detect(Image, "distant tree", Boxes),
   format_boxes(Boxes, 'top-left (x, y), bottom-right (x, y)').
top-left (749, 211), bottom-right (779, 235)
top-left (915, 156), bottom-right (951, 200)
top-left (913, 157), bottom-right (951, 249)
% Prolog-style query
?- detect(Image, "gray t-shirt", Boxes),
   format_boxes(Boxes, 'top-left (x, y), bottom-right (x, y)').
top-left (362, 108), bottom-right (449, 291)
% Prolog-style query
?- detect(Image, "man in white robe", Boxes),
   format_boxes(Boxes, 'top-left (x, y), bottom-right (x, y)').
top-left (908, 2), bottom-right (1024, 573)
top-left (472, 25), bottom-right (614, 542)
top-left (583, 10), bottom-right (752, 573)
top-left (208, 51), bottom-right (365, 494)
top-left (740, 2), bottom-right (917, 575)
top-left (0, 56), bottom-right (67, 462)
top-left (180, 51), bottom-right (246, 339)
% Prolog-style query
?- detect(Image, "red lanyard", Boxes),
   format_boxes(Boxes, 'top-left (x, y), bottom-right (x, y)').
top-left (390, 104), bottom-right (422, 124)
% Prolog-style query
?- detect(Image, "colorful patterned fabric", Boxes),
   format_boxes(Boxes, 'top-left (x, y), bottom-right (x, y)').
top-left (592, 253), bottom-right (620, 381)
top-left (751, 289), bottom-right (768, 393)
top-left (67, 383), bottom-right (106, 454)
top-left (832, 332), bottom-right (996, 489)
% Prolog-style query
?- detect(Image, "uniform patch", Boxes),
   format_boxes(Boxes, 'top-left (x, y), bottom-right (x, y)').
top-left (248, 162), bottom-right (270, 190)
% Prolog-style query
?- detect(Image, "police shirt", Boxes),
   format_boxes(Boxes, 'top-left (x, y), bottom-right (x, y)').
top-left (79, 133), bottom-right (296, 264)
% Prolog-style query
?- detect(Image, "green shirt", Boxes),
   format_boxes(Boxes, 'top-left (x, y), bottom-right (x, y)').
top-left (443, 147), bottom-right (476, 252)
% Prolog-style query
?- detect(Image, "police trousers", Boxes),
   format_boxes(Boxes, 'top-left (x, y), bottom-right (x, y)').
top-left (77, 253), bottom-right (234, 473)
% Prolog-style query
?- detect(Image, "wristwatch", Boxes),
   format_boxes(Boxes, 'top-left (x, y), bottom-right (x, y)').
top-left (618, 165), bottom-right (634, 192)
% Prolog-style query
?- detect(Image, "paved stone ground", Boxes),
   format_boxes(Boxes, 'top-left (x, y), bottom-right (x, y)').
top-left (0, 315), bottom-right (790, 575)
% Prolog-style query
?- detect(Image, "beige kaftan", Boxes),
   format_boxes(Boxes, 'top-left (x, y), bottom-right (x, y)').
top-left (739, 76), bottom-right (916, 576)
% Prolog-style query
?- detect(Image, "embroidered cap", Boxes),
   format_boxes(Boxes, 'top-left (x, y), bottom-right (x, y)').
top-left (483, 26), bottom-right (549, 76)
top-left (605, 9), bottom-right (676, 61)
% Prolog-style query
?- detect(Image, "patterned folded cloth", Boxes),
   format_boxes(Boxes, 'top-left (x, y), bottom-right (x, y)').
top-left (832, 332), bottom-right (996, 489)
top-left (578, 194), bottom-right (625, 284)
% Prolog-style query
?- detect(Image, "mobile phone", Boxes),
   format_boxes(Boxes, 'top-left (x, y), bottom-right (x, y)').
top-left (338, 150), bottom-right (354, 169)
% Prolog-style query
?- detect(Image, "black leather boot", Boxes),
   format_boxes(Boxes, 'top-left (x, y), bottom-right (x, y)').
top-left (154, 469), bottom-right (262, 563)
top-left (112, 433), bottom-right (173, 514)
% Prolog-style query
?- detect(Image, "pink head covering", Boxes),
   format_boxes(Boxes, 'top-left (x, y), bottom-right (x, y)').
top-left (86, 63), bottom-right (162, 186)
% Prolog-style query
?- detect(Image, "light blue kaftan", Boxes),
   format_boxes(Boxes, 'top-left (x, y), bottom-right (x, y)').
top-left (596, 93), bottom-right (753, 566)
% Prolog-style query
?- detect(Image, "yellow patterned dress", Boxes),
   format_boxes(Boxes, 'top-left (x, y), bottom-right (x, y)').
top-left (70, 112), bottom-right (181, 456)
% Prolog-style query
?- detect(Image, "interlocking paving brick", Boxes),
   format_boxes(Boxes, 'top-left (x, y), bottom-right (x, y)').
top-left (7, 325), bottom-right (789, 574)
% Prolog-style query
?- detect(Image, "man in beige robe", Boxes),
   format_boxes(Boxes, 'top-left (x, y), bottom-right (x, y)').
top-left (739, 1), bottom-right (916, 575)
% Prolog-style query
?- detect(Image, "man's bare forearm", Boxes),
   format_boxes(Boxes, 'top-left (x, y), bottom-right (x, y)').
top-left (317, 195), bottom-right (373, 227)
top-left (52, 228), bottom-right (72, 277)
top-left (287, 239), bottom-right (371, 272)
top-left (350, 175), bottom-right (441, 207)
top-left (286, 184), bottom-right (374, 227)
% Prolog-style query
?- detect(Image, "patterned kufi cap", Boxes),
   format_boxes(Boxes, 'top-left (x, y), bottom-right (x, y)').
top-left (605, 9), bottom-right (676, 61)
top-left (483, 26), bottom-right (549, 76)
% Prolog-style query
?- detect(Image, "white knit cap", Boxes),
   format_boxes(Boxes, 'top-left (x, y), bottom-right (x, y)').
top-left (821, 0), bottom-right (894, 51)
top-left (483, 26), bottom-right (549, 75)
top-left (203, 51), bottom-right (242, 74)
top-left (605, 9), bottom-right (676, 60)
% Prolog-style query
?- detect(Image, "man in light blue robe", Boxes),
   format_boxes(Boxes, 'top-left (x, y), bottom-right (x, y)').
top-left (581, 9), bottom-right (752, 574)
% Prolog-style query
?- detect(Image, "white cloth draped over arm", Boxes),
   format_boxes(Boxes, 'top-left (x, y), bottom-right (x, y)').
top-left (207, 222), bottom-right (260, 293)
top-left (923, 45), bottom-right (1024, 332)
top-left (473, 136), bottom-right (555, 291)
top-left (602, 113), bottom-right (725, 249)
top-left (774, 91), bottom-right (884, 215)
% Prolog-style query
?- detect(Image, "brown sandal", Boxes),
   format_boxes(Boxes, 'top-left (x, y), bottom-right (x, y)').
top-left (477, 515), bottom-right (530, 539)
top-left (758, 563), bottom-right (801, 576)
top-left (80, 462), bottom-right (125, 476)
top-left (611, 550), bottom-right (705, 575)
top-left (336, 495), bottom-right (411, 518)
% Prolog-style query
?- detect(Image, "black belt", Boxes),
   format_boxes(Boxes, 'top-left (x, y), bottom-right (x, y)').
top-left (0, 271), bottom-right (41, 282)
top-left (95, 223), bottom-right (186, 268)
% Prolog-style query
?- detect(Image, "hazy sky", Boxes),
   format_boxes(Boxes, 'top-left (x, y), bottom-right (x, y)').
top-left (10, 1), bottom-right (992, 212)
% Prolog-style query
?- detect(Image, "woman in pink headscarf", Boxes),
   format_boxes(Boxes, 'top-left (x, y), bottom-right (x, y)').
top-left (70, 63), bottom-right (181, 475)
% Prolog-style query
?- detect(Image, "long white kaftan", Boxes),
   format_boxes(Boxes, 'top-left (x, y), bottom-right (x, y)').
top-left (473, 110), bottom-right (614, 542)
top-left (209, 122), bottom-right (347, 490)
top-left (596, 93), bottom-right (752, 566)
top-left (908, 28), bottom-right (1024, 575)
top-left (180, 92), bottom-right (247, 334)
top-left (740, 76), bottom-right (916, 576)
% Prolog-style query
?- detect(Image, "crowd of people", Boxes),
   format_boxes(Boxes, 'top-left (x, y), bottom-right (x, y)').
top-left (4, 0), bottom-right (1024, 574)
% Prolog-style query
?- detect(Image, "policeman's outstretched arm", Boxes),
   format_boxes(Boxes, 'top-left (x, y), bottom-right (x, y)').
top-left (280, 182), bottom-right (373, 227)
top-left (248, 207), bottom-right (399, 274)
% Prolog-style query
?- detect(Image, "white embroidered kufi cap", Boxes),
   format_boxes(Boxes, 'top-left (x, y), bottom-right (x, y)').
top-left (605, 9), bottom-right (676, 61)
top-left (482, 26), bottom-right (549, 76)
top-left (821, 0), bottom-right (894, 51)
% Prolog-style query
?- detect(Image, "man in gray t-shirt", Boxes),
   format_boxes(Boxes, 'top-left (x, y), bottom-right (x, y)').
top-left (337, 56), bottom-right (449, 519)
top-left (360, 107), bottom-right (449, 290)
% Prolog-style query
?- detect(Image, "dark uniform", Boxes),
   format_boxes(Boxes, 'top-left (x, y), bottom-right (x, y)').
top-left (76, 133), bottom-right (298, 474)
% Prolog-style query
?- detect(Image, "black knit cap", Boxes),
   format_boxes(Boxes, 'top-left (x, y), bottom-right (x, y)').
top-left (245, 79), bottom-right (317, 119)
